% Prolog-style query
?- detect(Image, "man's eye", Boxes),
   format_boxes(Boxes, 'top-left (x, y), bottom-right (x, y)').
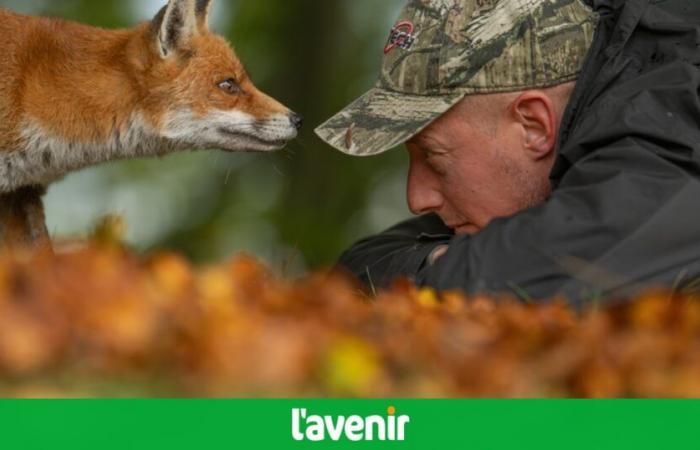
top-left (218, 79), bottom-right (241, 94)
top-left (425, 154), bottom-right (447, 176)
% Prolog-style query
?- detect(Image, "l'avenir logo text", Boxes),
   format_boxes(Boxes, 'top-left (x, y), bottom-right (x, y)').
top-left (292, 406), bottom-right (410, 442)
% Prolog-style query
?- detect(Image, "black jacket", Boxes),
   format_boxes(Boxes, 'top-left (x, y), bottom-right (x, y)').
top-left (339, 0), bottom-right (700, 306)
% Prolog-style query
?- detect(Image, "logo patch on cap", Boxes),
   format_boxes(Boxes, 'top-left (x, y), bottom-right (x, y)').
top-left (384, 21), bottom-right (417, 54)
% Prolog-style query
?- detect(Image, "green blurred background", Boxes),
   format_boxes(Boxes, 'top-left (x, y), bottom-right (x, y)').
top-left (0, 0), bottom-right (411, 273)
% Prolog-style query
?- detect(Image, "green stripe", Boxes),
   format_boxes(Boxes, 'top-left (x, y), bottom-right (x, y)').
top-left (3, 400), bottom-right (700, 449)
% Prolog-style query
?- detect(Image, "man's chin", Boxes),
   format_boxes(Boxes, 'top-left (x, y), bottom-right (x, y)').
top-left (452, 223), bottom-right (481, 236)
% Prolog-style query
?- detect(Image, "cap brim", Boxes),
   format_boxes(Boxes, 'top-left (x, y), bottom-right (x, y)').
top-left (315, 88), bottom-right (465, 157)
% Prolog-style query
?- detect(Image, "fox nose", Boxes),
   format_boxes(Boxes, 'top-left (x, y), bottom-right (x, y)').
top-left (289, 113), bottom-right (304, 130)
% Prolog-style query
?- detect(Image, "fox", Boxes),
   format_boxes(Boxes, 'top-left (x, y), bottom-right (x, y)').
top-left (0, 0), bottom-right (302, 249)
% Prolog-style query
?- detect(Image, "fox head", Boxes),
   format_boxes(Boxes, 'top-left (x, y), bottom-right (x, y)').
top-left (137, 0), bottom-right (301, 152)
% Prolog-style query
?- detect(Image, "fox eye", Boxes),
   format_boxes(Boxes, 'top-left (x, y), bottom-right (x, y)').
top-left (218, 79), bottom-right (241, 95)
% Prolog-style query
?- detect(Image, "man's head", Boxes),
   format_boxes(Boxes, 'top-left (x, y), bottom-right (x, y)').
top-left (407, 82), bottom-right (575, 234)
top-left (316, 0), bottom-right (598, 231)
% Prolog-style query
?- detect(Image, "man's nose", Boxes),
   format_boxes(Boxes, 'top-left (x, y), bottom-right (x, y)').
top-left (406, 159), bottom-right (443, 215)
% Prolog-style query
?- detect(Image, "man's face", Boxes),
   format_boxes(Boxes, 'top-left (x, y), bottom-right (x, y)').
top-left (405, 95), bottom-right (556, 235)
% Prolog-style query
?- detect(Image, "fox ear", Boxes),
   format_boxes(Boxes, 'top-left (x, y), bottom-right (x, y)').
top-left (195, 0), bottom-right (213, 32)
top-left (153, 0), bottom-right (198, 58)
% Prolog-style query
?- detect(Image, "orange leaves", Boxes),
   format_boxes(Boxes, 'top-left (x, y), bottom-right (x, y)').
top-left (321, 335), bottom-right (384, 397)
top-left (0, 307), bottom-right (58, 375)
top-left (0, 247), bottom-right (698, 398)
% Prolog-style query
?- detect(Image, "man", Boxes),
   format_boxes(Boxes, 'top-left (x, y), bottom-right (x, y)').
top-left (316, 0), bottom-right (700, 305)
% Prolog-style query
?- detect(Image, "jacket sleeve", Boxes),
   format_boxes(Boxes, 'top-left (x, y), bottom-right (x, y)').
top-left (338, 213), bottom-right (453, 288)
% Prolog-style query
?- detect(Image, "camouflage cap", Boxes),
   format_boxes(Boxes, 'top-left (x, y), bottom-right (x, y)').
top-left (315, 0), bottom-right (599, 156)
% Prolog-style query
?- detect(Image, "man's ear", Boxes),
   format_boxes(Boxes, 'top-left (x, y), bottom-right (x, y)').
top-left (195, 0), bottom-right (214, 33)
top-left (153, 0), bottom-right (198, 59)
top-left (510, 91), bottom-right (558, 161)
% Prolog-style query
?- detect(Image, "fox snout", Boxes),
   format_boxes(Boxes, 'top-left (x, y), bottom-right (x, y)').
top-left (163, 107), bottom-right (301, 154)
top-left (290, 113), bottom-right (304, 131)
top-left (217, 110), bottom-right (303, 152)
top-left (246, 110), bottom-right (303, 151)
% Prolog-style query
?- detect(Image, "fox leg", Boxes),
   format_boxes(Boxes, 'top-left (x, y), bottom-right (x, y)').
top-left (0, 186), bottom-right (51, 250)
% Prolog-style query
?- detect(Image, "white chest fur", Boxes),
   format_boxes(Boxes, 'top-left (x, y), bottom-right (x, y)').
top-left (0, 113), bottom-right (177, 193)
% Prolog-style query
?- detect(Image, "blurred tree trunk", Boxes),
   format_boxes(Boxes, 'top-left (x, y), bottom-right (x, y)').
top-left (234, 0), bottom-right (364, 266)
top-left (267, 1), bottom-right (351, 266)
